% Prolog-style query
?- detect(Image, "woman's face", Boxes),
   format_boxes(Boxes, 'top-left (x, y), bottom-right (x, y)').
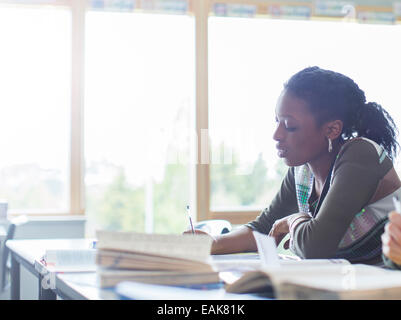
top-left (273, 90), bottom-right (328, 167)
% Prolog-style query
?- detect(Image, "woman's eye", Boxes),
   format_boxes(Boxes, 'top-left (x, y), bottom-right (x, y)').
top-left (285, 127), bottom-right (297, 132)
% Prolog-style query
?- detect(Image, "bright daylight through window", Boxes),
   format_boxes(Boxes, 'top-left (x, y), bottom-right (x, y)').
top-left (84, 11), bottom-right (195, 236)
top-left (0, 6), bottom-right (71, 213)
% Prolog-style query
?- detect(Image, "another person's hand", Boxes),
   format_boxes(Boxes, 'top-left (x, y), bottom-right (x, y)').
top-left (382, 211), bottom-right (401, 265)
top-left (268, 216), bottom-right (290, 247)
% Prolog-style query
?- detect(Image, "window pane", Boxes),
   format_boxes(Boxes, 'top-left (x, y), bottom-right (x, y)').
top-left (209, 17), bottom-right (401, 211)
top-left (85, 12), bottom-right (195, 235)
top-left (0, 6), bottom-right (71, 212)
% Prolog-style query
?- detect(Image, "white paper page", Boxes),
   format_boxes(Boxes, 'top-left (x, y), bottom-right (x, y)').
top-left (211, 253), bottom-right (261, 271)
top-left (252, 231), bottom-right (280, 268)
top-left (212, 259), bottom-right (261, 272)
top-left (280, 259), bottom-right (350, 267)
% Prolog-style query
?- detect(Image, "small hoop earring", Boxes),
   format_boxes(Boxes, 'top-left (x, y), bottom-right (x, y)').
top-left (328, 138), bottom-right (333, 153)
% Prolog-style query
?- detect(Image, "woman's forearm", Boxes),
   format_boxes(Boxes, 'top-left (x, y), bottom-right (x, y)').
top-left (211, 226), bottom-right (258, 254)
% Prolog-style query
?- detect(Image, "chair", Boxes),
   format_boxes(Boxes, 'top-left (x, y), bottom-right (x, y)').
top-left (0, 215), bottom-right (28, 295)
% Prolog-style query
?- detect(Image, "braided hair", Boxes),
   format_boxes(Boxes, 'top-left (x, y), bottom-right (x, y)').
top-left (284, 66), bottom-right (399, 159)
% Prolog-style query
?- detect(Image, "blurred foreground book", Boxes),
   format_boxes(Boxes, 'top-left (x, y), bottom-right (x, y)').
top-left (95, 230), bottom-right (220, 288)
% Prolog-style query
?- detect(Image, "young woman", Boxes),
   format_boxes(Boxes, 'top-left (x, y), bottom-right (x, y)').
top-left (193, 66), bottom-right (401, 266)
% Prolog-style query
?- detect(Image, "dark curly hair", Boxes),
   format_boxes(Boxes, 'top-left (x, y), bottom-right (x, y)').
top-left (284, 66), bottom-right (399, 159)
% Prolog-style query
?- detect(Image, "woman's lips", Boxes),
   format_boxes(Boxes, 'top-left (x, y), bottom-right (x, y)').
top-left (277, 149), bottom-right (288, 157)
top-left (276, 144), bottom-right (288, 157)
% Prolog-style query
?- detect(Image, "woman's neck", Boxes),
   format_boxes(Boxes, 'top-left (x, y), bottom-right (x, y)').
top-left (307, 142), bottom-right (342, 194)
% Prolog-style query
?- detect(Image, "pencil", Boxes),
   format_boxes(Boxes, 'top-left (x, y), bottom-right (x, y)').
top-left (186, 205), bottom-right (195, 234)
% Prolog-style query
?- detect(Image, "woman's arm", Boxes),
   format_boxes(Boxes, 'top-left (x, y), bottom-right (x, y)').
top-left (184, 227), bottom-right (257, 254)
top-left (211, 226), bottom-right (257, 254)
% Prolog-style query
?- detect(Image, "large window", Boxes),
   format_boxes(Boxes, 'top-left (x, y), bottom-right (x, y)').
top-left (0, 5), bottom-right (71, 213)
top-left (84, 11), bottom-right (195, 235)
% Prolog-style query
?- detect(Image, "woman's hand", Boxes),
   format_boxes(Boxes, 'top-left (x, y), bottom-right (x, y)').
top-left (268, 216), bottom-right (290, 247)
top-left (382, 211), bottom-right (401, 265)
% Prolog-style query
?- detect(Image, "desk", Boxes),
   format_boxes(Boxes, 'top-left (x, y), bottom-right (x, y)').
top-left (55, 273), bottom-right (96, 300)
top-left (56, 272), bottom-right (117, 300)
top-left (6, 238), bottom-right (94, 300)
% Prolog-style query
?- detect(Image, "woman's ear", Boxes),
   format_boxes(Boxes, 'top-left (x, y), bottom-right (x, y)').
top-left (325, 120), bottom-right (343, 140)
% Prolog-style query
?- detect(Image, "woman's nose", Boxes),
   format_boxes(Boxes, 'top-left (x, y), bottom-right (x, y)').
top-left (273, 123), bottom-right (285, 142)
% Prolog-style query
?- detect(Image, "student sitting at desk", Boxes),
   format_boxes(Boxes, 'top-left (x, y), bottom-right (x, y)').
top-left (189, 66), bottom-right (401, 266)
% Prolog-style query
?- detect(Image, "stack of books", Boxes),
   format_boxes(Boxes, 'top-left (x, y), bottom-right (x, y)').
top-left (95, 230), bottom-right (220, 288)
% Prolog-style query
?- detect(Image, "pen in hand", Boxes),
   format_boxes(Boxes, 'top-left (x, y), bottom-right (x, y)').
top-left (186, 205), bottom-right (195, 234)
top-left (392, 195), bottom-right (401, 214)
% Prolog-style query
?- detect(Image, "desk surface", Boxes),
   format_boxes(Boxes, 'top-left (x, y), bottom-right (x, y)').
top-left (56, 272), bottom-right (118, 300)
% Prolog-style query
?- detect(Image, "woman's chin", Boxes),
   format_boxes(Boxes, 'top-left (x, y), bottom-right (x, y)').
top-left (277, 151), bottom-right (305, 167)
top-left (282, 157), bottom-right (304, 167)
top-left (282, 158), bottom-right (293, 166)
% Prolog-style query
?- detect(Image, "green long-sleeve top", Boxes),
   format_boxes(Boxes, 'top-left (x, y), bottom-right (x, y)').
top-left (246, 138), bottom-right (397, 265)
